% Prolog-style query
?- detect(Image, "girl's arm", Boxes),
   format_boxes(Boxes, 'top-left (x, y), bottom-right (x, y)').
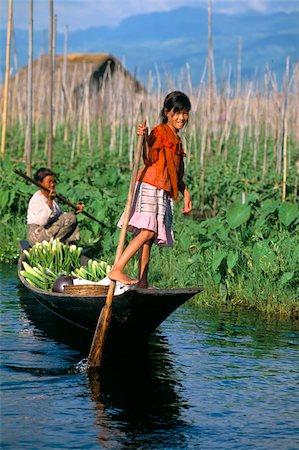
top-left (181, 187), bottom-right (192, 214)
top-left (137, 123), bottom-right (150, 162)
top-left (137, 124), bottom-right (160, 165)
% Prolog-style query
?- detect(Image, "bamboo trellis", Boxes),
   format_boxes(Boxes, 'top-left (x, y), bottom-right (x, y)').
top-left (1, 53), bottom-right (298, 183)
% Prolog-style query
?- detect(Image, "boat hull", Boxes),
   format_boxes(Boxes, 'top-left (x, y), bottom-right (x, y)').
top-left (18, 241), bottom-right (202, 335)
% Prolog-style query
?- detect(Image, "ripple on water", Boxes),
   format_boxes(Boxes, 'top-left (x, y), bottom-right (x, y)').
top-left (1, 264), bottom-right (299, 449)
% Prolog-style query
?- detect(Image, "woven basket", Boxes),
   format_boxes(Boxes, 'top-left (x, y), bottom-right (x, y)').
top-left (64, 284), bottom-right (109, 296)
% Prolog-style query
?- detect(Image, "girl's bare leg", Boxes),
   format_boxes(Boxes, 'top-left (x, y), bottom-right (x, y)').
top-left (136, 239), bottom-right (154, 288)
top-left (108, 229), bottom-right (156, 285)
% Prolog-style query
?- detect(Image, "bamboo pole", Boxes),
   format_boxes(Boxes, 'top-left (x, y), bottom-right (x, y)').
top-left (65, 63), bottom-right (77, 147)
top-left (282, 116), bottom-right (288, 202)
top-left (1, 0), bottom-right (13, 159)
top-left (217, 64), bottom-right (231, 156)
top-left (34, 55), bottom-right (44, 153)
top-left (237, 84), bottom-right (252, 174)
top-left (1, 50), bottom-right (298, 180)
top-left (295, 160), bottom-right (299, 199)
top-left (14, 169), bottom-right (108, 226)
top-left (236, 37), bottom-right (242, 97)
top-left (47, 0), bottom-right (54, 167)
top-left (87, 132), bottom-right (144, 369)
top-left (11, 23), bottom-right (24, 128)
top-left (262, 73), bottom-right (269, 177)
top-left (293, 63), bottom-right (299, 143)
top-left (61, 25), bottom-right (68, 123)
top-left (84, 70), bottom-right (92, 153)
top-left (75, 88), bottom-right (85, 158)
top-left (207, 0), bottom-right (213, 154)
top-left (282, 57), bottom-right (290, 202)
top-left (0, 38), bottom-right (2, 86)
top-left (53, 14), bottom-right (58, 136)
top-left (253, 105), bottom-right (260, 170)
top-left (25, 0), bottom-right (33, 176)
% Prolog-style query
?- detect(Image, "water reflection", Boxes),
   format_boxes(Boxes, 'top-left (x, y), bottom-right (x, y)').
top-left (18, 283), bottom-right (191, 448)
top-left (188, 304), bottom-right (299, 354)
top-left (88, 336), bottom-right (189, 448)
top-left (18, 284), bottom-right (93, 355)
top-left (3, 264), bottom-right (298, 449)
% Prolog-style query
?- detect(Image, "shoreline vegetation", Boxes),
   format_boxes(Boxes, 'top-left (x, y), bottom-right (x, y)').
top-left (0, 63), bottom-right (298, 319)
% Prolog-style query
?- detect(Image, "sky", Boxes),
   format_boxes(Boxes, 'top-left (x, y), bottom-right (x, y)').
top-left (1, 0), bottom-right (299, 32)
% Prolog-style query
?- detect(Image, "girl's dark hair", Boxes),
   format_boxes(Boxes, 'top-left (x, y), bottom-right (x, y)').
top-left (160, 91), bottom-right (191, 124)
top-left (34, 167), bottom-right (56, 182)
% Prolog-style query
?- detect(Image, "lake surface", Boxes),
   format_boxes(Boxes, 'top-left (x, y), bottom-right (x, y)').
top-left (1, 262), bottom-right (299, 449)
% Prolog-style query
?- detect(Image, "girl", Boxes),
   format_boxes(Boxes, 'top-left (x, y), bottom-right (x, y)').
top-left (27, 167), bottom-right (84, 246)
top-left (109, 91), bottom-right (192, 287)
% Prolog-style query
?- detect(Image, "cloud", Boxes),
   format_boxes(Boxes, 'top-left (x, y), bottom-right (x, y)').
top-left (248, 0), bottom-right (267, 12)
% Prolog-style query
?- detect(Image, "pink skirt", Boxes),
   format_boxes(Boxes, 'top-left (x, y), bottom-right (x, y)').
top-left (118, 182), bottom-right (174, 247)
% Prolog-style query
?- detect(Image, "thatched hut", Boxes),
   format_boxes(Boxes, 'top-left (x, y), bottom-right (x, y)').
top-left (68, 53), bottom-right (144, 100)
top-left (6, 53), bottom-right (145, 124)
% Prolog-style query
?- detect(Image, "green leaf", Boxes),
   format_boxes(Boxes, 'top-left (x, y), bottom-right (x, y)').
top-left (0, 213), bottom-right (11, 224)
top-left (80, 228), bottom-right (93, 243)
top-left (260, 199), bottom-right (279, 215)
top-left (213, 272), bottom-right (221, 283)
top-left (179, 237), bottom-right (190, 252)
top-left (0, 190), bottom-right (9, 209)
top-left (212, 249), bottom-right (227, 271)
top-left (226, 203), bottom-right (251, 229)
top-left (252, 242), bottom-right (277, 273)
top-left (200, 242), bottom-right (213, 249)
top-left (90, 221), bottom-right (101, 235)
top-left (219, 283), bottom-right (228, 302)
top-left (280, 271), bottom-right (294, 285)
top-left (215, 224), bottom-right (229, 241)
top-left (254, 217), bottom-right (266, 230)
top-left (206, 220), bottom-right (222, 237)
top-left (7, 189), bottom-right (15, 207)
top-left (227, 251), bottom-right (238, 270)
top-left (278, 202), bottom-right (298, 227)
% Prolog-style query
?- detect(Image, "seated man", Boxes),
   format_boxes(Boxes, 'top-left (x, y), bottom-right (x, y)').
top-left (27, 167), bottom-right (84, 246)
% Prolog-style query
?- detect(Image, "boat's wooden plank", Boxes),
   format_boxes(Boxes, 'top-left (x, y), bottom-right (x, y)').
top-left (17, 240), bottom-right (203, 335)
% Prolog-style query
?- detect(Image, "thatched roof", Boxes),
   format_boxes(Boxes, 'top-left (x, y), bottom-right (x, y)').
top-left (12, 52), bottom-right (144, 96)
top-left (4, 53), bottom-right (145, 118)
top-left (65, 53), bottom-right (112, 63)
top-left (4, 53), bottom-right (145, 121)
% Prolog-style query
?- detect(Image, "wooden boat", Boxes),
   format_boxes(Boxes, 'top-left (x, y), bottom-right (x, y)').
top-left (18, 240), bottom-right (202, 337)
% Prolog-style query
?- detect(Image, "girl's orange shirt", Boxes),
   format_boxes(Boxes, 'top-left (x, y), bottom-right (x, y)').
top-left (137, 124), bottom-right (186, 200)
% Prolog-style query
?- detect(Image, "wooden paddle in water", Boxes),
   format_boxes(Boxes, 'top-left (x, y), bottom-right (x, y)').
top-left (87, 132), bottom-right (145, 369)
top-left (14, 169), bottom-right (108, 228)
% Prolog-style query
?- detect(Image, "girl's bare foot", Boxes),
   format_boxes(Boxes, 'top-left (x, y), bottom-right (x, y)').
top-left (108, 269), bottom-right (138, 285)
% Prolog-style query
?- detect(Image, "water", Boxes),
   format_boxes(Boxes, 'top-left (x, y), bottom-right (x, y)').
top-left (1, 263), bottom-right (299, 449)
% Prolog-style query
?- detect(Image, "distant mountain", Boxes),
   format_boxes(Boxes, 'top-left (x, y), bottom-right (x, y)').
top-left (0, 7), bottom-right (298, 87)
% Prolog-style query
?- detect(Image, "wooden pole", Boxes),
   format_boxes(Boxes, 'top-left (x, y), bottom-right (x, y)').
top-left (87, 132), bottom-right (144, 369)
top-left (11, 22), bottom-right (24, 128)
top-left (282, 57), bottom-right (290, 202)
top-left (61, 25), bottom-right (68, 122)
top-left (47, 0), bottom-right (54, 167)
top-left (236, 37), bottom-right (242, 97)
top-left (237, 84), bottom-right (252, 174)
top-left (207, 0), bottom-right (213, 154)
top-left (282, 115), bottom-right (288, 202)
top-left (13, 169), bottom-right (108, 227)
top-left (1, 0), bottom-right (13, 159)
top-left (25, 0), bottom-right (33, 176)
top-left (262, 73), bottom-right (269, 178)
